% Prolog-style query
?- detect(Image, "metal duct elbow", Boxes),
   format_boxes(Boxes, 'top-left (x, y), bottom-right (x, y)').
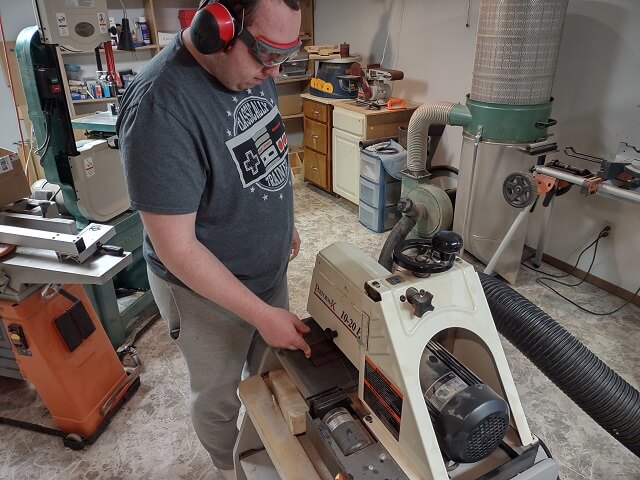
top-left (407, 101), bottom-right (456, 173)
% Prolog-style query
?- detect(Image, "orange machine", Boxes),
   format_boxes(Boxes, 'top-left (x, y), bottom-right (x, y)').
top-left (1, 284), bottom-right (136, 441)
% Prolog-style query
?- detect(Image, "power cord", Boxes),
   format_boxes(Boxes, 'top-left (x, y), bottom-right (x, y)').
top-left (528, 227), bottom-right (640, 315)
top-left (521, 233), bottom-right (603, 279)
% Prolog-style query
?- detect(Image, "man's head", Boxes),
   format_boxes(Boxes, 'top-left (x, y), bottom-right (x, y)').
top-left (187, 0), bottom-right (301, 91)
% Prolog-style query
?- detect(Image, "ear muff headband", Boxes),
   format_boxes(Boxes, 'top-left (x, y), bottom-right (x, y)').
top-left (190, 2), bottom-right (238, 54)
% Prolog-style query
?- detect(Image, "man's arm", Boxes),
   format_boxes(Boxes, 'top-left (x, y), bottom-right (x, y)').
top-left (140, 211), bottom-right (311, 357)
top-left (290, 225), bottom-right (301, 262)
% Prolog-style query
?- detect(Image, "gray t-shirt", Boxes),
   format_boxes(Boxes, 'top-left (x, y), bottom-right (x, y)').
top-left (116, 33), bottom-right (293, 300)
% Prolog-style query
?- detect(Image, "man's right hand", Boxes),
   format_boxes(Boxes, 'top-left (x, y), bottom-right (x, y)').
top-left (258, 306), bottom-right (312, 358)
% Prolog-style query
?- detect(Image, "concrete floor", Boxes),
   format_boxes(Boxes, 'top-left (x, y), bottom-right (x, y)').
top-left (0, 180), bottom-right (638, 480)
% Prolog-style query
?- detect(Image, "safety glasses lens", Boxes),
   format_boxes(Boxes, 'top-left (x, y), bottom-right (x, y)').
top-left (255, 42), bottom-right (300, 66)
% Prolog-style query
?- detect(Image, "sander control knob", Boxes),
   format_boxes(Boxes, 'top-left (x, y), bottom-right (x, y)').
top-left (392, 231), bottom-right (463, 275)
top-left (432, 231), bottom-right (463, 259)
top-left (405, 287), bottom-right (435, 318)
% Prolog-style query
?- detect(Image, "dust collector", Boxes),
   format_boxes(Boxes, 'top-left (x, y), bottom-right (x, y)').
top-left (386, 0), bottom-right (568, 284)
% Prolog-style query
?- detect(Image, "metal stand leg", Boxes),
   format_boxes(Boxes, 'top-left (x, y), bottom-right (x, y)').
top-left (533, 196), bottom-right (555, 268)
top-left (484, 208), bottom-right (531, 276)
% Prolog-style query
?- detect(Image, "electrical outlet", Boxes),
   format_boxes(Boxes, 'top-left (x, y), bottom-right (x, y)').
top-left (601, 224), bottom-right (614, 239)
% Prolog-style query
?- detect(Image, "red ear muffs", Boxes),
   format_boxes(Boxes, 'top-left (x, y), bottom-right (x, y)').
top-left (190, 2), bottom-right (237, 54)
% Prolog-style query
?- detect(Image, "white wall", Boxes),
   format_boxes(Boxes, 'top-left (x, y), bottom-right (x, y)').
top-left (529, 0), bottom-right (640, 293)
top-left (0, 0), bottom-right (38, 149)
top-left (315, 0), bottom-right (479, 167)
top-left (315, 0), bottom-right (640, 293)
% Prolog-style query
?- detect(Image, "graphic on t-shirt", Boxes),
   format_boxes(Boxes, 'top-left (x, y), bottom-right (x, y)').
top-left (226, 94), bottom-right (290, 193)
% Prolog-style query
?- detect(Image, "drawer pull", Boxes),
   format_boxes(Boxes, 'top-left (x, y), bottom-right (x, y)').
top-left (312, 110), bottom-right (319, 115)
top-left (312, 134), bottom-right (319, 139)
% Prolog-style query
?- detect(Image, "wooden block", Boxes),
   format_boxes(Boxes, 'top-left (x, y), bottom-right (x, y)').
top-left (304, 44), bottom-right (339, 55)
top-left (238, 375), bottom-right (320, 480)
top-left (318, 47), bottom-right (339, 56)
top-left (268, 369), bottom-right (308, 435)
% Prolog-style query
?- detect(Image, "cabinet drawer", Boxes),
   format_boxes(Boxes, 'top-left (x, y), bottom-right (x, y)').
top-left (303, 148), bottom-right (328, 189)
top-left (303, 118), bottom-right (328, 154)
top-left (303, 100), bottom-right (329, 123)
top-left (333, 108), bottom-right (364, 137)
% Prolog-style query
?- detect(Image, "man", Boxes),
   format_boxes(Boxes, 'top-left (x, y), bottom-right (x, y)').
top-left (116, 0), bottom-right (311, 477)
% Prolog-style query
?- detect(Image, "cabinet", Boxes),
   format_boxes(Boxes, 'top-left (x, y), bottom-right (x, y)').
top-left (332, 127), bottom-right (360, 202)
top-left (302, 99), bottom-right (333, 192)
top-left (331, 102), bottom-right (419, 205)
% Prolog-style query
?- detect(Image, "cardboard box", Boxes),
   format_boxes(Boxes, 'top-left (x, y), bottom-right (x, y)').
top-left (0, 148), bottom-right (31, 207)
top-left (157, 32), bottom-right (177, 46)
top-left (277, 83), bottom-right (303, 117)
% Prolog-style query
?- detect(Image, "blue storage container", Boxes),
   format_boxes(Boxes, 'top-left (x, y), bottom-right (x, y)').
top-left (359, 175), bottom-right (401, 208)
top-left (359, 201), bottom-right (402, 233)
top-left (360, 149), bottom-right (397, 183)
top-left (360, 140), bottom-right (406, 183)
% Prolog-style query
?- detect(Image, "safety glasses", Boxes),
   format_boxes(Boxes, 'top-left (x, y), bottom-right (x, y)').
top-left (238, 28), bottom-right (302, 67)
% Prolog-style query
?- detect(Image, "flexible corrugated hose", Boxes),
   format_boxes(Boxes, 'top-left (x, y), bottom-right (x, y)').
top-left (378, 215), bottom-right (417, 272)
top-left (407, 101), bottom-right (455, 173)
top-left (479, 272), bottom-right (640, 457)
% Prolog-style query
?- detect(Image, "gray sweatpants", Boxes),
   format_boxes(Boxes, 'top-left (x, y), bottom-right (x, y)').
top-left (148, 268), bottom-right (288, 470)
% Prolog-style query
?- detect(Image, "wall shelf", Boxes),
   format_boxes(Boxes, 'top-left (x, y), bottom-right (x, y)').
top-left (61, 44), bottom-right (158, 55)
top-left (276, 75), bottom-right (313, 85)
top-left (72, 98), bottom-right (114, 104)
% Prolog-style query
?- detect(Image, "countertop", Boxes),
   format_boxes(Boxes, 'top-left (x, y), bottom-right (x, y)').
top-left (301, 93), bottom-right (420, 116)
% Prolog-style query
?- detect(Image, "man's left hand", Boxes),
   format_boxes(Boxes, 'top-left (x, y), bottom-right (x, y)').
top-left (289, 226), bottom-right (301, 262)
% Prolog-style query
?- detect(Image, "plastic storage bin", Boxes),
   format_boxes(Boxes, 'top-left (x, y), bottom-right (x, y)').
top-left (359, 201), bottom-right (402, 233)
top-left (359, 176), bottom-right (401, 208)
top-left (360, 149), bottom-right (399, 183)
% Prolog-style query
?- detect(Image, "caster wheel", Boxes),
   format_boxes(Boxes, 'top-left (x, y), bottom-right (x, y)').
top-left (63, 433), bottom-right (86, 450)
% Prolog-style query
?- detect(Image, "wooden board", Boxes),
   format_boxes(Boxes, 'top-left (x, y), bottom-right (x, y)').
top-left (268, 369), bottom-right (309, 435)
top-left (238, 375), bottom-right (321, 480)
top-left (304, 44), bottom-right (339, 54)
top-left (308, 53), bottom-right (341, 61)
top-left (298, 435), bottom-right (334, 480)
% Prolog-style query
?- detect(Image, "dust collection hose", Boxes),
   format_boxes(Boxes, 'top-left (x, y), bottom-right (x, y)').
top-left (479, 272), bottom-right (640, 457)
top-left (407, 101), bottom-right (455, 172)
top-left (378, 202), bottom-right (418, 270)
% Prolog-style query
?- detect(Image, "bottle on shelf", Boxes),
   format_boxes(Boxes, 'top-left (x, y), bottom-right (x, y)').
top-left (136, 17), bottom-right (151, 46)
